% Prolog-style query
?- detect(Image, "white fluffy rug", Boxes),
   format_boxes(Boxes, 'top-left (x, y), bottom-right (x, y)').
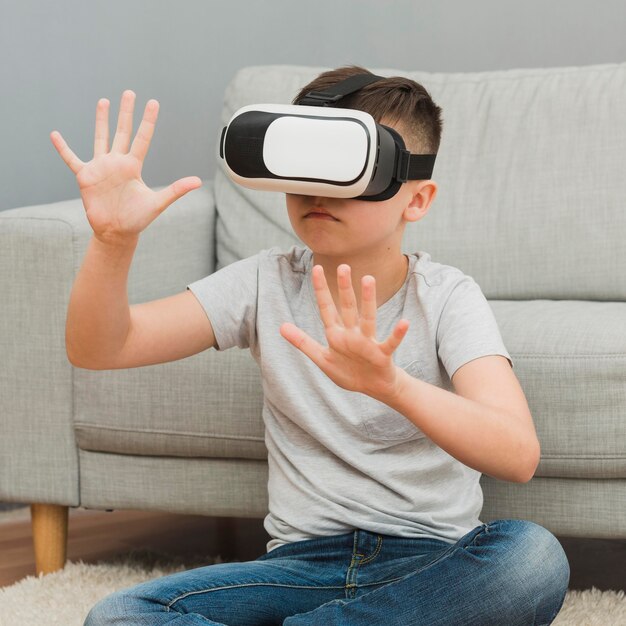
top-left (0, 550), bottom-right (624, 626)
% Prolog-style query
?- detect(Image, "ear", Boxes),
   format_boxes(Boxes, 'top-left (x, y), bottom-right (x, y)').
top-left (403, 180), bottom-right (438, 222)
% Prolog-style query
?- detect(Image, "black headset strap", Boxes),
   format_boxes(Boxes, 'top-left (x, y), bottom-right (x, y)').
top-left (392, 133), bottom-right (437, 181)
top-left (405, 154), bottom-right (437, 181)
top-left (297, 73), bottom-right (386, 106)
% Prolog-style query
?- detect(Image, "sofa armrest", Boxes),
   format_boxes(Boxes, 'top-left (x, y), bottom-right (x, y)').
top-left (0, 182), bottom-right (215, 505)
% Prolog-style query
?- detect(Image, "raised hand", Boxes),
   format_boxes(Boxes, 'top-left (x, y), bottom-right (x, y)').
top-left (50, 90), bottom-right (202, 246)
top-left (279, 264), bottom-right (410, 401)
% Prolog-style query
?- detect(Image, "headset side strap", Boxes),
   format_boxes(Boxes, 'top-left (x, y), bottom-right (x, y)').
top-left (406, 154), bottom-right (437, 180)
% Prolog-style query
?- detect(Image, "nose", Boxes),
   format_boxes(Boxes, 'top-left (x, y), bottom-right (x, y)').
top-left (310, 195), bottom-right (337, 207)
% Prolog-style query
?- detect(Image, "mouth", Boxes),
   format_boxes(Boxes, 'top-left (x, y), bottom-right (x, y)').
top-left (304, 209), bottom-right (339, 221)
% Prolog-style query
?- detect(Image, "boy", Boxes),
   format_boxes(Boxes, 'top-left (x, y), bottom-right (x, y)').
top-left (51, 66), bottom-right (569, 625)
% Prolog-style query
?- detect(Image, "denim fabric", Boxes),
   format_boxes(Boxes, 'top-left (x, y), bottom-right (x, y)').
top-left (84, 519), bottom-right (569, 625)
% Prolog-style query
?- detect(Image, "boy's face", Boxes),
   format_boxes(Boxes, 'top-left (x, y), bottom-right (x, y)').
top-left (285, 178), bottom-right (436, 260)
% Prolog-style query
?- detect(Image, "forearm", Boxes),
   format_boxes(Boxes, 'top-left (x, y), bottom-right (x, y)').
top-left (65, 234), bottom-right (139, 368)
top-left (379, 368), bottom-right (540, 483)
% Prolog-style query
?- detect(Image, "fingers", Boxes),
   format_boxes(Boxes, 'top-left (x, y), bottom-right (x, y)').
top-left (337, 265), bottom-right (359, 328)
top-left (154, 176), bottom-right (203, 212)
top-left (94, 98), bottom-right (110, 158)
top-left (379, 319), bottom-right (410, 356)
top-left (312, 265), bottom-right (341, 329)
top-left (94, 92), bottom-right (157, 161)
top-left (50, 130), bottom-right (85, 175)
top-left (111, 90), bottom-right (136, 153)
top-left (313, 265), bottom-right (377, 337)
top-left (130, 99), bottom-right (159, 163)
top-left (279, 322), bottom-right (324, 366)
top-left (360, 275), bottom-right (377, 339)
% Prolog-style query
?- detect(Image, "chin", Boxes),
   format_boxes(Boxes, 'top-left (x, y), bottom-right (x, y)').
top-left (293, 233), bottom-right (329, 253)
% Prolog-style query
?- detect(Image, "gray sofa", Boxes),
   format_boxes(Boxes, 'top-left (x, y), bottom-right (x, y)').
top-left (1, 62), bottom-right (625, 574)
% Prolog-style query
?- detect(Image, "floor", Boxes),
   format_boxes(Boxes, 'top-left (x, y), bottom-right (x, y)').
top-left (0, 506), bottom-right (625, 590)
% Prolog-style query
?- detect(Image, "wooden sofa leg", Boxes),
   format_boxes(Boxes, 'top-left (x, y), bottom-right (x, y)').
top-left (30, 503), bottom-right (69, 575)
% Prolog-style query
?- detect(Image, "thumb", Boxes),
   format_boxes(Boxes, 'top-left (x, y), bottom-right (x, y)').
top-left (154, 176), bottom-right (203, 211)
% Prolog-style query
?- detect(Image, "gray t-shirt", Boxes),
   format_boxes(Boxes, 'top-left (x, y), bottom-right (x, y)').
top-left (187, 245), bottom-right (513, 553)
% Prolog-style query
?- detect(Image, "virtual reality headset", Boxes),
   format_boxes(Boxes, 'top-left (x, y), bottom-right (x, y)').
top-left (219, 73), bottom-right (437, 201)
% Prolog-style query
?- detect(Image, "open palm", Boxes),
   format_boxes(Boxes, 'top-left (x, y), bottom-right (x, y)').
top-left (280, 264), bottom-right (410, 401)
top-left (50, 90), bottom-right (202, 245)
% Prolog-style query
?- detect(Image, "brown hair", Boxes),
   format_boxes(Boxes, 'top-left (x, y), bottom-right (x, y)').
top-left (292, 65), bottom-right (443, 154)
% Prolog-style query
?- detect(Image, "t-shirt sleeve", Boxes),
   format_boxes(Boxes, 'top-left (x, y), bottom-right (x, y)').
top-left (436, 274), bottom-right (513, 380)
top-left (186, 253), bottom-right (259, 351)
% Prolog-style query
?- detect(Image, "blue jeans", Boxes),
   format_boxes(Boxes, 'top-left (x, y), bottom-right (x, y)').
top-left (84, 519), bottom-right (569, 625)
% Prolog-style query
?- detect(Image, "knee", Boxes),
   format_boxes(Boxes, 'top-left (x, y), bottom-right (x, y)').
top-left (508, 520), bottom-right (569, 585)
top-left (488, 519), bottom-right (570, 603)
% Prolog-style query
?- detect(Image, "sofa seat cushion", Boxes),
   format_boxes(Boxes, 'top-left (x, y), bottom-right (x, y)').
top-left (74, 348), bottom-right (267, 460)
top-left (491, 299), bottom-right (626, 479)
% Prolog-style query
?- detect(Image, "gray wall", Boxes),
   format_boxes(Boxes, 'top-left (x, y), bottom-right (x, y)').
top-left (1, 0), bottom-right (625, 211)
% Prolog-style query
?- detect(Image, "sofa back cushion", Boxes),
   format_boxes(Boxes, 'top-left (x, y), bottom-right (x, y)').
top-left (215, 63), bottom-right (626, 300)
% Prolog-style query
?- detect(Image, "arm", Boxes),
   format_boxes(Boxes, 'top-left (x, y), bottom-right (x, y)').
top-left (280, 263), bottom-right (539, 483)
top-left (65, 234), bottom-right (136, 367)
top-left (66, 234), bottom-right (217, 369)
top-left (381, 355), bottom-right (540, 483)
